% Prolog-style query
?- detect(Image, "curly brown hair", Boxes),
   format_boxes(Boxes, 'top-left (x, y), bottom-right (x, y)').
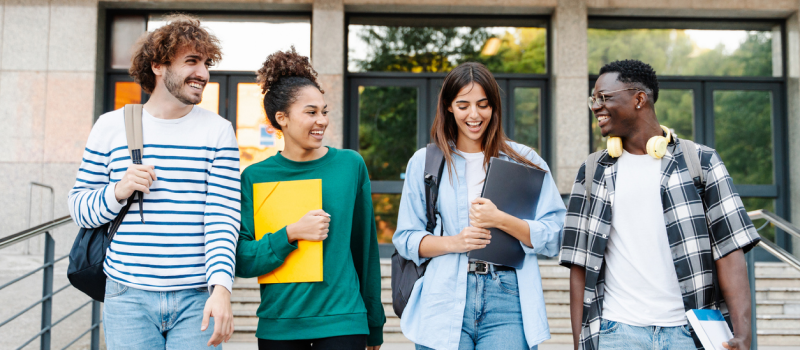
top-left (129, 14), bottom-right (222, 94)
top-left (256, 47), bottom-right (323, 130)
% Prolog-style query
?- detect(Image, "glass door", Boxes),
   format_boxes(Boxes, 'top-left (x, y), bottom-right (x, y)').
top-left (347, 78), bottom-right (428, 243)
top-left (705, 82), bottom-right (786, 248)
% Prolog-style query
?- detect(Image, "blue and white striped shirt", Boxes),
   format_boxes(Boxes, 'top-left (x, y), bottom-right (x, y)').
top-left (68, 106), bottom-right (240, 293)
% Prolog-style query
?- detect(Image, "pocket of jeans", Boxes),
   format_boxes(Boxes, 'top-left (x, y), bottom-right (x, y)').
top-left (104, 279), bottom-right (128, 299)
top-left (496, 272), bottom-right (519, 296)
top-left (680, 324), bottom-right (693, 337)
top-left (599, 319), bottom-right (620, 335)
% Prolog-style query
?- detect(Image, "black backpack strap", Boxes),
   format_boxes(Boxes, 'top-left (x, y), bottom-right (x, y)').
top-left (424, 144), bottom-right (445, 234)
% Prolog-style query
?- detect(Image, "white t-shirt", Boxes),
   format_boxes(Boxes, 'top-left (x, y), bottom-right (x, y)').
top-left (462, 151), bottom-right (486, 206)
top-left (601, 150), bottom-right (687, 327)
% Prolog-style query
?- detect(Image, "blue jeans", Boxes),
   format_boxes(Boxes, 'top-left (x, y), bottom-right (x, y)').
top-left (416, 270), bottom-right (529, 350)
top-left (103, 279), bottom-right (219, 349)
top-left (598, 319), bottom-right (695, 350)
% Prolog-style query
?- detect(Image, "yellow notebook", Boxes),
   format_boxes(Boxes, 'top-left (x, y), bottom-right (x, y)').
top-left (253, 179), bottom-right (323, 284)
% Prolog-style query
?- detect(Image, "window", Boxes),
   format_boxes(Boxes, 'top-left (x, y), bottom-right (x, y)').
top-left (104, 12), bottom-right (311, 172)
top-left (347, 15), bottom-right (550, 243)
top-left (587, 19), bottom-right (790, 254)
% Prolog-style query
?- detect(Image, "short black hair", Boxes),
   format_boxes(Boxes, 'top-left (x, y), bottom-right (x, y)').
top-left (599, 59), bottom-right (659, 103)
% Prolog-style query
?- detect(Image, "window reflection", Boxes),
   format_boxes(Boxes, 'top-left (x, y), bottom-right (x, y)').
top-left (714, 90), bottom-right (773, 185)
top-left (148, 15), bottom-right (311, 71)
top-left (197, 82), bottom-right (220, 114)
top-left (588, 29), bottom-right (775, 77)
top-left (114, 82), bottom-right (142, 110)
top-left (513, 88), bottom-right (541, 152)
top-left (656, 89), bottom-right (694, 141)
top-left (373, 194), bottom-right (401, 244)
top-left (358, 86), bottom-right (418, 181)
top-left (349, 25), bottom-right (546, 74)
top-left (111, 15), bottom-right (146, 70)
top-left (236, 83), bottom-right (283, 171)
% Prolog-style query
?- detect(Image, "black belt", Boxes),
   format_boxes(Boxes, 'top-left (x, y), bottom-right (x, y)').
top-left (468, 261), bottom-right (514, 274)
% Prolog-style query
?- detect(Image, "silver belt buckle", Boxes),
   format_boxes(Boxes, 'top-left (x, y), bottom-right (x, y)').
top-left (472, 262), bottom-right (489, 275)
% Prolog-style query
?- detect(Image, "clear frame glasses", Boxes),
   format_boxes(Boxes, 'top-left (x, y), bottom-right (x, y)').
top-left (588, 88), bottom-right (643, 109)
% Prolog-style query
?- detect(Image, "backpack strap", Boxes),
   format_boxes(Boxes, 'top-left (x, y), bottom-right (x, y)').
top-left (123, 104), bottom-right (146, 223)
top-left (679, 139), bottom-right (704, 187)
top-left (583, 151), bottom-right (603, 200)
top-left (124, 104), bottom-right (144, 165)
top-left (424, 144), bottom-right (446, 234)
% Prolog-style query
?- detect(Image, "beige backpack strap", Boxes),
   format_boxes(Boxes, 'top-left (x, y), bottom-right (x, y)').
top-left (124, 104), bottom-right (144, 165)
top-left (679, 139), bottom-right (704, 186)
top-left (584, 151), bottom-right (603, 200)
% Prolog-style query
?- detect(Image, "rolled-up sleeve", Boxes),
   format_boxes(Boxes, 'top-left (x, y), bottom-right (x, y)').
top-left (392, 150), bottom-right (433, 266)
top-left (522, 169), bottom-right (566, 257)
top-left (559, 162), bottom-right (591, 269)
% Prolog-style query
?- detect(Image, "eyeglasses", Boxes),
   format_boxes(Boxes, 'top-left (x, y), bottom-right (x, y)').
top-left (588, 88), bottom-right (643, 109)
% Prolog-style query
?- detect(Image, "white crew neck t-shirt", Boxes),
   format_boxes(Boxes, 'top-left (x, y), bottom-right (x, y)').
top-left (461, 151), bottom-right (486, 207)
top-left (601, 150), bottom-right (687, 327)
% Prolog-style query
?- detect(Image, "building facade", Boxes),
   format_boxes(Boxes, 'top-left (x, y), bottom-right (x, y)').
top-left (1, 0), bottom-right (799, 260)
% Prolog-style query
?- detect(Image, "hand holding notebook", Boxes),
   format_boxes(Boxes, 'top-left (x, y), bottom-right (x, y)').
top-left (286, 209), bottom-right (331, 243)
top-left (253, 179), bottom-right (324, 284)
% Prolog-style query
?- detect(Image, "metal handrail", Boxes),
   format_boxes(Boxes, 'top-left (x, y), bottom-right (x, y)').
top-left (0, 215), bottom-right (101, 350)
top-left (747, 210), bottom-right (800, 272)
top-left (0, 215), bottom-right (72, 250)
top-left (749, 209), bottom-right (800, 241)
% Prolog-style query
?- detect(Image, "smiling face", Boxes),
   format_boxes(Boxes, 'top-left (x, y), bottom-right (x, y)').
top-left (591, 72), bottom-right (642, 138)
top-left (448, 83), bottom-right (493, 150)
top-left (276, 85), bottom-right (328, 151)
top-left (155, 46), bottom-right (211, 105)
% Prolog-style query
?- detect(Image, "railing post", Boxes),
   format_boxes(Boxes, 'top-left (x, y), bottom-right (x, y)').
top-left (40, 232), bottom-right (54, 350)
top-left (91, 300), bottom-right (101, 350)
top-left (747, 250), bottom-right (758, 350)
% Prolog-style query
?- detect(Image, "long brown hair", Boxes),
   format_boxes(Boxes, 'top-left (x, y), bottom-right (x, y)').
top-left (431, 62), bottom-right (545, 174)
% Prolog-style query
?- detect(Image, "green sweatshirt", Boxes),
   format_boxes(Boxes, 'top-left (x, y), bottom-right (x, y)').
top-left (236, 147), bottom-right (385, 345)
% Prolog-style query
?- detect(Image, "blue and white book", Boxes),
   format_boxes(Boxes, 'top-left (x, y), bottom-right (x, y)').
top-left (686, 309), bottom-right (733, 350)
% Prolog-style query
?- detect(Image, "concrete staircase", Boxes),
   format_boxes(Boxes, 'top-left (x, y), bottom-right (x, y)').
top-left (230, 259), bottom-right (800, 346)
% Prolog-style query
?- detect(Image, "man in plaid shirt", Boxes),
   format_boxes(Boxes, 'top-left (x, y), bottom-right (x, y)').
top-left (560, 60), bottom-right (760, 350)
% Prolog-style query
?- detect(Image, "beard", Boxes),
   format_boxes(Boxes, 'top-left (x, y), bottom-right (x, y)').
top-left (164, 66), bottom-right (203, 105)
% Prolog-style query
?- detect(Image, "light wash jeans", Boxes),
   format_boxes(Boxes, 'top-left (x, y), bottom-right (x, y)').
top-left (416, 270), bottom-right (530, 350)
top-left (598, 319), bottom-right (696, 350)
top-left (103, 279), bottom-right (219, 349)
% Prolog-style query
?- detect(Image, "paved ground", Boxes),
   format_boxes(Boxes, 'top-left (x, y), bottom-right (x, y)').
top-left (0, 253), bottom-right (101, 350)
top-left (224, 342), bottom-right (800, 350)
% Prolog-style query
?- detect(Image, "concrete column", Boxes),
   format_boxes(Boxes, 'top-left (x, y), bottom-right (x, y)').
top-left (312, 0), bottom-right (345, 149)
top-left (786, 11), bottom-right (800, 257)
top-left (552, 0), bottom-right (589, 193)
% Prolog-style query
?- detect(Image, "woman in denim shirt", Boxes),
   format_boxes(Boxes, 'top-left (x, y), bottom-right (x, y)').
top-left (393, 62), bottom-right (566, 350)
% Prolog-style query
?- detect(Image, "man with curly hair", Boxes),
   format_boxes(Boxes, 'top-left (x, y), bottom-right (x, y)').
top-left (560, 59), bottom-right (759, 350)
top-left (68, 14), bottom-right (237, 349)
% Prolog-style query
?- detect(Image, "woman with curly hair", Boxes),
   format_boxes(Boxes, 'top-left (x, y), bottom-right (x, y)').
top-left (235, 47), bottom-right (386, 350)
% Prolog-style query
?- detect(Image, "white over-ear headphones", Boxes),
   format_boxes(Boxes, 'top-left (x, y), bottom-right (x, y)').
top-left (607, 125), bottom-right (672, 159)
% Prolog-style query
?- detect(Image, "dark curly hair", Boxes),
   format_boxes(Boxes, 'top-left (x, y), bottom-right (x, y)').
top-left (599, 59), bottom-right (659, 103)
top-left (129, 14), bottom-right (222, 94)
top-left (256, 47), bottom-right (323, 131)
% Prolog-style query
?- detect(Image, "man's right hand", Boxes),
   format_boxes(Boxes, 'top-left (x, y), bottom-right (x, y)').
top-left (286, 209), bottom-right (330, 243)
top-left (448, 227), bottom-right (491, 253)
top-left (114, 164), bottom-right (157, 202)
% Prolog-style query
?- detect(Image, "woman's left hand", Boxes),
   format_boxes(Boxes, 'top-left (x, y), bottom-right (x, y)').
top-left (470, 198), bottom-right (505, 229)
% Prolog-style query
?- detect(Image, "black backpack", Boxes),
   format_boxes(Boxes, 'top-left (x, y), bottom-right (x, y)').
top-left (67, 104), bottom-right (143, 302)
top-left (390, 144), bottom-right (445, 318)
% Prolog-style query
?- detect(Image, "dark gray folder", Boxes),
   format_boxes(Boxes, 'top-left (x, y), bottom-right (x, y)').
top-left (467, 157), bottom-right (546, 268)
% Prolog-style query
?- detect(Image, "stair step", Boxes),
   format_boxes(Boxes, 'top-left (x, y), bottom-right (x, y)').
top-left (757, 328), bottom-right (800, 346)
top-left (756, 288), bottom-right (800, 301)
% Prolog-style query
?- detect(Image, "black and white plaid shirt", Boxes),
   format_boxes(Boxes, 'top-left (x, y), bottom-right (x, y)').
top-left (559, 137), bottom-right (760, 350)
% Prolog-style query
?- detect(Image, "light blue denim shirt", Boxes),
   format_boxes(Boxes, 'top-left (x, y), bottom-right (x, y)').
top-left (393, 141), bottom-right (566, 350)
